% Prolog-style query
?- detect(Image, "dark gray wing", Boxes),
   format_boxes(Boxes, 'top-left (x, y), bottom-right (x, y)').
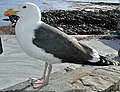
top-left (32, 22), bottom-right (93, 63)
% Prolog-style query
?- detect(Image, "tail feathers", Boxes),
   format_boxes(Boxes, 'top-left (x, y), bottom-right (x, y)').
top-left (78, 42), bottom-right (119, 66)
top-left (79, 42), bottom-right (100, 62)
top-left (90, 55), bottom-right (120, 66)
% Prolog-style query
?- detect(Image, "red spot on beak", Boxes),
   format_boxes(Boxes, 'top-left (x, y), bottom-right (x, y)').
top-left (5, 14), bottom-right (11, 16)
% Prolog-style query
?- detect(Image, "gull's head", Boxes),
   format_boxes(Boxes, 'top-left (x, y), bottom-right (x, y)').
top-left (4, 2), bottom-right (41, 21)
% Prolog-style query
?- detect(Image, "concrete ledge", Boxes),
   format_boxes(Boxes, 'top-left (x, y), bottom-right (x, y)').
top-left (1, 66), bottom-right (120, 92)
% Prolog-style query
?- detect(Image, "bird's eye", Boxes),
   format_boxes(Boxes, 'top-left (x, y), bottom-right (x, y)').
top-left (22, 6), bottom-right (27, 8)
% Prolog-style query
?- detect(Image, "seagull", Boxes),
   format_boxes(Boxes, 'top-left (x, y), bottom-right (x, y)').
top-left (4, 2), bottom-right (113, 89)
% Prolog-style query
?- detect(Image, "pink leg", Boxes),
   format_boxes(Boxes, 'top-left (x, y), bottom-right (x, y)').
top-left (30, 63), bottom-right (52, 89)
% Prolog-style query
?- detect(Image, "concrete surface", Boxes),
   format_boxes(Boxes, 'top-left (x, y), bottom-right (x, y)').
top-left (0, 35), bottom-right (120, 92)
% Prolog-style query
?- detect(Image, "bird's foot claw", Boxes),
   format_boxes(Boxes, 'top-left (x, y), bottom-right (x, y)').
top-left (29, 77), bottom-right (48, 89)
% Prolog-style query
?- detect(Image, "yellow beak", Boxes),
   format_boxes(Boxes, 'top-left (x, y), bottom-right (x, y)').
top-left (4, 9), bottom-right (19, 16)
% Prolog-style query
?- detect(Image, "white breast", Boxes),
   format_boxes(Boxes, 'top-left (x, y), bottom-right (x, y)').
top-left (15, 21), bottom-right (61, 64)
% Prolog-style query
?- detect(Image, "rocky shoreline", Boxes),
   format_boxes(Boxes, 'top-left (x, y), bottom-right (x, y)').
top-left (41, 9), bottom-right (119, 35)
top-left (0, 8), bottom-right (120, 35)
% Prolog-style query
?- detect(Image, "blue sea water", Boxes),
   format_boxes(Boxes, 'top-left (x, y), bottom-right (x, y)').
top-left (0, 0), bottom-right (72, 26)
top-left (0, 0), bottom-right (119, 26)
